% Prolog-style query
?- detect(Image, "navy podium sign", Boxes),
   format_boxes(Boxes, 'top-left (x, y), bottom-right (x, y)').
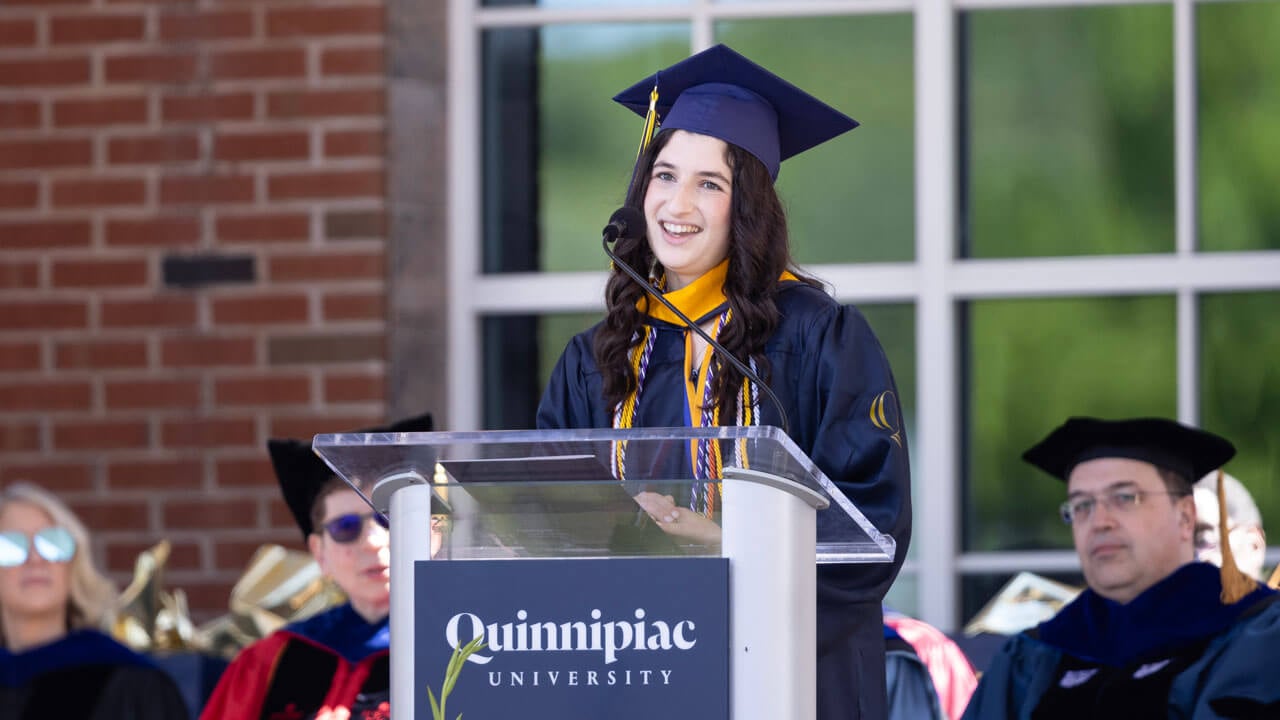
top-left (414, 557), bottom-right (729, 719)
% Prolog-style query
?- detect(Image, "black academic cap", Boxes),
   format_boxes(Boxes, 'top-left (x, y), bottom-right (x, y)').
top-left (268, 413), bottom-right (434, 539)
top-left (612, 44), bottom-right (858, 181)
top-left (1022, 416), bottom-right (1235, 484)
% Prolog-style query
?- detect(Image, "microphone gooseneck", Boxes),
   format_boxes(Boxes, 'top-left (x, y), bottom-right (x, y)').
top-left (600, 207), bottom-right (792, 438)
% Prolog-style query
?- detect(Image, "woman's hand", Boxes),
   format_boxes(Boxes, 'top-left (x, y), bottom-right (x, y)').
top-left (633, 491), bottom-right (722, 546)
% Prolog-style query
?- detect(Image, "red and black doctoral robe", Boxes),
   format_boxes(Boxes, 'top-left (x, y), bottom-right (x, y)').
top-left (200, 603), bottom-right (390, 720)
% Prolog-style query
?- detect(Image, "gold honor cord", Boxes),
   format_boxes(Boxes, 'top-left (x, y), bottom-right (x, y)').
top-left (611, 325), bottom-right (653, 481)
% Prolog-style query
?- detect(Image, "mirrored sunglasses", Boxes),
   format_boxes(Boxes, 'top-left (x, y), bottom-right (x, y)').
top-left (0, 527), bottom-right (76, 568)
top-left (322, 512), bottom-right (389, 544)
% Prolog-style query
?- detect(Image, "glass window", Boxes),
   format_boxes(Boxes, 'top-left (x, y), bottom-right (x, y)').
top-left (963, 5), bottom-right (1174, 258)
top-left (1200, 291), bottom-right (1280, 533)
top-left (1197, 1), bottom-right (1280, 252)
top-left (482, 24), bottom-right (690, 274)
top-left (716, 16), bottom-right (915, 264)
top-left (964, 296), bottom-right (1177, 553)
top-left (885, 573), bottom-right (918, 618)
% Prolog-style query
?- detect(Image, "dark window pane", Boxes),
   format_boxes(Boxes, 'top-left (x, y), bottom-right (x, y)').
top-left (482, 29), bottom-right (541, 273)
top-left (964, 6), bottom-right (1174, 258)
top-left (964, 296), bottom-right (1177, 552)
top-left (1197, 1), bottom-right (1280, 252)
top-left (482, 312), bottom-right (599, 429)
top-left (482, 315), bottom-right (541, 429)
top-left (716, 17), bottom-right (915, 263)
top-left (1200, 292), bottom-right (1280, 535)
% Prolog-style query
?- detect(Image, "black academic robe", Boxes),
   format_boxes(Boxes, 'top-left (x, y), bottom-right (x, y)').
top-left (0, 629), bottom-right (190, 720)
top-left (963, 562), bottom-right (1280, 719)
top-left (538, 276), bottom-right (913, 720)
top-left (199, 603), bottom-right (389, 720)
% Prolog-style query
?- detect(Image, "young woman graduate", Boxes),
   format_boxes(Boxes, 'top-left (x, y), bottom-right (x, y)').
top-left (0, 482), bottom-right (190, 720)
top-left (199, 413), bottom-right (434, 720)
top-left (536, 44), bottom-right (912, 720)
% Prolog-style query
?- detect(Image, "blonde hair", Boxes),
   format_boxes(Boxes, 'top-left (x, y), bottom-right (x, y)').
top-left (0, 482), bottom-right (119, 645)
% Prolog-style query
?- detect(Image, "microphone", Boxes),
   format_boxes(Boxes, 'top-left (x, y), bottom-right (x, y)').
top-left (602, 206), bottom-right (644, 244)
top-left (600, 207), bottom-right (791, 437)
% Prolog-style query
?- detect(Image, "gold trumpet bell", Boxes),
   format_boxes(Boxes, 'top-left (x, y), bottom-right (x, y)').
top-left (154, 588), bottom-right (197, 651)
top-left (963, 571), bottom-right (1083, 637)
top-left (112, 540), bottom-right (187, 651)
top-left (194, 544), bottom-right (345, 658)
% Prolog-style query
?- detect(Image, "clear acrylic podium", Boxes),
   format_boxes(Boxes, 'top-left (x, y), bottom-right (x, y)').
top-left (314, 425), bottom-right (895, 720)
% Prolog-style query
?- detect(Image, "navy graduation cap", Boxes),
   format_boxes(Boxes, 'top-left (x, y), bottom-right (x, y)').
top-left (613, 44), bottom-right (858, 180)
top-left (1022, 416), bottom-right (1235, 483)
top-left (268, 412), bottom-right (434, 539)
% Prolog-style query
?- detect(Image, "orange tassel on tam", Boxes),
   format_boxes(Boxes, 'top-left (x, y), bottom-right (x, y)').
top-left (1217, 469), bottom-right (1259, 604)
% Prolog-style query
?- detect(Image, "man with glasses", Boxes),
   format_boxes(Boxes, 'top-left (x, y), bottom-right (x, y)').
top-left (200, 413), bottom-right (434, 720)
top-left (962, 416), bottom-right (1280, 719)
top-left (1194, 471), bottom-right (1269, 582)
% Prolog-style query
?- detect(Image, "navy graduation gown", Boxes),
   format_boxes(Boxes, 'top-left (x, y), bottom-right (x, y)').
top-left (0, 629), bottom-right (190, 720)
top-left (538, 277), bottom-right (913, 720)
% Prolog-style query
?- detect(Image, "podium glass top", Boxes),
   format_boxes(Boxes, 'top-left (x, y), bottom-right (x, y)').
top-left (313, 425), bottom-right (894, 564)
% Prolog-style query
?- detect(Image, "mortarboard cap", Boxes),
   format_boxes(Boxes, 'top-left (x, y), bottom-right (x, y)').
top-left (613, 44), bottom-right (858, 181)
top-left (1022, 416), bottom-right (1235, 483)
top-left (268, 412), bottom-right (434, 539)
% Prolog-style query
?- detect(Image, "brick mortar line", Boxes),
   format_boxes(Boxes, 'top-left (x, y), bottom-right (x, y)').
top-left (0, 157), bottom-right (385, 172)
top-left (0, 81), bottom-right (385, 101)
top-left (0, 362), bottom-right (345, 374)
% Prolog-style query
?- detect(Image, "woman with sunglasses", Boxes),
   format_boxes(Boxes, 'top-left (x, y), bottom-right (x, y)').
top-left (200, 413), bottom-right (434, 720)
top-left (0, 482), bottom-right (189, 719)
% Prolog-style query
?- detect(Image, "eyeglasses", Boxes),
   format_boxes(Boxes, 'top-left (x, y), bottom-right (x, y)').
top-left (0, 527), bottom-right (76, 567)
top-left (1194, 522), bottom-right (1247, 552)
top-left (321, 512), bottom-right (389, 544)
top-left (1058, 490), bottom-right (1187, 525)
top-left (1195, 527), bottom-right (1221, 552)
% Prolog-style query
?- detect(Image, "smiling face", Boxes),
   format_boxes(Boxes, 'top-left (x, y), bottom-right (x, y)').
top-left (0, 501), bottom-right (72, 634)
top-left (308, 489), bottom-right (391, 623)
top-left (1067, 457), bottom-right (1196, 604)
top-left (643, 130), bottom-right (735, 292)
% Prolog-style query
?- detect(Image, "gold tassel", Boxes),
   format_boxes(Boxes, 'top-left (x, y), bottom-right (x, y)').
top-left (636, 83), bottom-right (660, 157)
top-left (613, 82), bottom-right (662, 275)
top-left (1217, 469), bottom-right (1259, 604)
top-left (622, 82), bottom-right (661, 204)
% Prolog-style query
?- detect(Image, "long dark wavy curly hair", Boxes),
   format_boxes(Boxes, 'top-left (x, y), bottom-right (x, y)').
top-left (593, 128), bottom-right (820, 417)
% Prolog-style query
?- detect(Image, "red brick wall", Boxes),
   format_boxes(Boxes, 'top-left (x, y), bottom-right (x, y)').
top-left (0, 0), bottom-right (390, 621)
